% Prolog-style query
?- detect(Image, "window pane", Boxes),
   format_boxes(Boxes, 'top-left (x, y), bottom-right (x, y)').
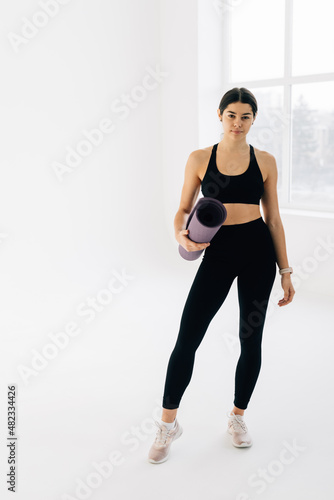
top-left (246, 87), bottom-right (284, 192)
top-left (292, 0), bottom-right (334, 76)
top-left (230, 0), bottom-right (285, 81)
top-left (291, 82), bottom-right (334, 210)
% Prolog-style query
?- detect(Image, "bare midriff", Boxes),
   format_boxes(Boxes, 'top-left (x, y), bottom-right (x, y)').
top-left (221, 203), bottom-right (261, 225)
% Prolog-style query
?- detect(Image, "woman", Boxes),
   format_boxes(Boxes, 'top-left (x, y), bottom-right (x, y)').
top-left (148, 87), bottom-right (295, 464)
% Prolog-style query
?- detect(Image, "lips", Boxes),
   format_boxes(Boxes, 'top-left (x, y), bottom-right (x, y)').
top-left (231, 131), bottom-right (242, 134)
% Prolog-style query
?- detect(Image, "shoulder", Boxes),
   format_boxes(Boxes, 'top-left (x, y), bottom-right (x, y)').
top-left (187, 145), bottom-right (214, 180)
top-left (188, 145), bottom-right (213, 161)
top-left (253, 147), bottom-right (277, 183)
top-left (253, 146), bottom-right (277, 166)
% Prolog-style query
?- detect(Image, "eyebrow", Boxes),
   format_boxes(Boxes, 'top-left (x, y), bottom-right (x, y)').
top-left (227, 111), bottom-right (252, 115)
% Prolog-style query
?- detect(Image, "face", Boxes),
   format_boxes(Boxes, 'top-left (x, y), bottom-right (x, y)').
top-left (217, 101), bottom-right (256, 139)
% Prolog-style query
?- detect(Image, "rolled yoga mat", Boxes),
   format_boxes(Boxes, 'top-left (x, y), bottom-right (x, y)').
top-left (178, 197), bottom-right (227, 261)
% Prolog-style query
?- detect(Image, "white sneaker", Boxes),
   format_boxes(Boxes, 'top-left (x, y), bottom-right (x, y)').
top-left (227, 411), bottom-right (253, 448)
top-left (148, 419), bottom-right (183, 464)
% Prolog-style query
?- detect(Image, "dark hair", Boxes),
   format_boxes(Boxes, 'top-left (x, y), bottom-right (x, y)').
top-left (218, 87), bottom-right (258, 118)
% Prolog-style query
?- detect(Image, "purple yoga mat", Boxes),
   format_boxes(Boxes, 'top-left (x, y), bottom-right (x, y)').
top-left (178, 197), bottom-right (227, 261)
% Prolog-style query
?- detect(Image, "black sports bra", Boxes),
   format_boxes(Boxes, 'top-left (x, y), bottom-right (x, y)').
top-left (201, 143), bottom-right (264, 205)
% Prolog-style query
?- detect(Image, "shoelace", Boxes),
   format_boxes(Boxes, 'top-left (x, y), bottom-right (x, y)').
top-left (226, 412), bottom-right (248, 433)
top-left (154, 420), bottom-right (173, 446)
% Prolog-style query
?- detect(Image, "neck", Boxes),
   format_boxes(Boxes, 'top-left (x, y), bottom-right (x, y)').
top-left (218, 135), bottom-right (249, 154)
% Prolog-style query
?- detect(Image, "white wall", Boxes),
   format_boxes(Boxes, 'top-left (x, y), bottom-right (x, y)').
top-left (159, 0), bottom-right (199, 257)
top-left (277, 213), bottom-right (334, 299)
top-left (0, 0), bottom-right (170, 343)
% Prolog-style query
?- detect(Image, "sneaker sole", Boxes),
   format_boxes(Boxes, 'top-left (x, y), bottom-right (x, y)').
top-left (148, 426), bottom-right (183, 464)
top-left (227, 428), bottom-right (253, 447)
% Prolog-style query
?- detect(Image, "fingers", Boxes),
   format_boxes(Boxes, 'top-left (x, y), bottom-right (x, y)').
top-left (181, 230), bottom-right (210, 251)
top-left (186, 241), bottom-right (210, 251)
top-left (278, 286), bottom-right (295, 306)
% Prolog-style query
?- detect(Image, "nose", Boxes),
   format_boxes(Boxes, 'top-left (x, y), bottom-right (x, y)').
top-left (233, 119), bottom-right (242, 128)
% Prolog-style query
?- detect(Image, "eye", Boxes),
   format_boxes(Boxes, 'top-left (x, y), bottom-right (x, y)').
top-left (227, 114), bottom-right (250, 119)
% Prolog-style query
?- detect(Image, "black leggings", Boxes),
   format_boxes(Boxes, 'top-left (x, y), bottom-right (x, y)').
top-left (162, 216), bottom-right (277, 410)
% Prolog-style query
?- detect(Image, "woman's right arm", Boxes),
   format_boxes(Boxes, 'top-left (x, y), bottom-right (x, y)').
top-left (174, 150), bottom-right (211, 252)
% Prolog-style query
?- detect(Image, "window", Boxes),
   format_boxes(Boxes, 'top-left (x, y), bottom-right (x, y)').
top-left (221, 0), bottom-right (334, 213)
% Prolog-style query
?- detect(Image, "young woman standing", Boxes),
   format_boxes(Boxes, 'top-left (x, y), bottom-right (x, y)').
top-left (148, 87), bottom-right (295, 464)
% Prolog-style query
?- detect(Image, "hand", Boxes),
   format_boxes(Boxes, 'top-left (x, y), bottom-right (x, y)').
top-left (176, 229), bottom-right (210, 252)
top-left (278, 274), bottom-right (295, 307)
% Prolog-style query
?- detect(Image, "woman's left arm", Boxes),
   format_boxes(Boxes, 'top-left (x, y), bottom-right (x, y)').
top-left (260, 152), bottom-right (295, 307)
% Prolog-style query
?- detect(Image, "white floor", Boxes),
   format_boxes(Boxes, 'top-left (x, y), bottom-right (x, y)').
top-left (2, 264), bottom-right (334, 500)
